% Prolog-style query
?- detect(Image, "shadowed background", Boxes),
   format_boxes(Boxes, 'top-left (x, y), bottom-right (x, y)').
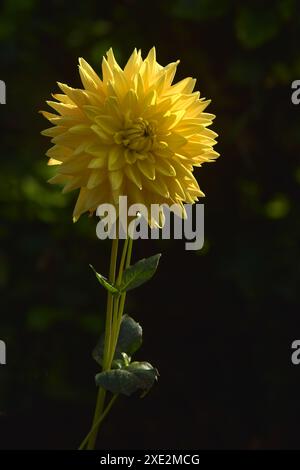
top-left (0, 0), bottom-right (300, 449)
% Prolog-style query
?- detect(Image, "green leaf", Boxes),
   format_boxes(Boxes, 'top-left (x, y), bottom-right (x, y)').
top-left (95, 361), bottom-right (158, 396)
top-left (93, 315), bottom-right (143, 366)
top-left (90, 264), bottom-right (120, 295)
top-left (120, 254), bottom-right (161, 292)
top-left (116, 315), bottom-right (143, 358)
top-left (128, 362), bottom-right (159, 397)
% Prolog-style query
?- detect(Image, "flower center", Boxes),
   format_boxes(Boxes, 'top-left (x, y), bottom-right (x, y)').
top-left (114, 117), bottom-right (156, 152)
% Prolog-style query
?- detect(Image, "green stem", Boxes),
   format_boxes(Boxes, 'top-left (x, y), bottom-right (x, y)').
top-left (103, 236), bottom-right (119, 368)
top-left (86, 236), bottom-right (119, 450)
top-left (109, 236), bottom-right (133, 364)
top-left (85, 235), bottom-right (133, 450)
top-left (79, 395), bottom-right (118, 450)
top-left (125, 236), bottom-right (133, 270)
top-left (116, 237), bottom-right (129, 287)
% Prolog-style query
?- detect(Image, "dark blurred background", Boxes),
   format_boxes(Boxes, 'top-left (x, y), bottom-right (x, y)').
top-left (0, 0), bottom-right (300, 450)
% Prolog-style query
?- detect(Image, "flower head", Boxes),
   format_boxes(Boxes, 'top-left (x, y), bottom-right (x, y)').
top-left (41, 47), bottom-right (219, 225)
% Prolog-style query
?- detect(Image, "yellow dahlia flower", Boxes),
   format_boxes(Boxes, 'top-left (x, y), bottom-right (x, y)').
top-left (41, 47), bottom-right (219, 224)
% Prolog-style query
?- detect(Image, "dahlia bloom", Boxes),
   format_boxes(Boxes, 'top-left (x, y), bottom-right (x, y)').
top-left (41, 47), bottom-right (219, 225)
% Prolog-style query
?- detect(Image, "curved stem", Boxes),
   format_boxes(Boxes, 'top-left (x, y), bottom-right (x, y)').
top-left (84, 234), bottom-right (134, 450)
top-left (103, 236), bottom-right (119, 368)
top-left (79, 395), bottom-right (118, 450)
top-left (110, 236), bottom-right (134, 364)
top-left (86, 236), bottom-right (119, 450)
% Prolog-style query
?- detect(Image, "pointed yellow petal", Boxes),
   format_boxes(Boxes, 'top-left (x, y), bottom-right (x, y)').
top-left (137, 159), bottom-right (155, 180)
top-left (108, 146), bottom-right (124, 171)
top-left (124, 164), bottom-right (142, 189)
top-left (87, 170), bottom-right (106, 189)
top-left (101, 56), bottom-right (113, 84)
top-left (109, 170), bottom-right (123, 190)
top-left (155, 158), bottom-right (176, 176)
